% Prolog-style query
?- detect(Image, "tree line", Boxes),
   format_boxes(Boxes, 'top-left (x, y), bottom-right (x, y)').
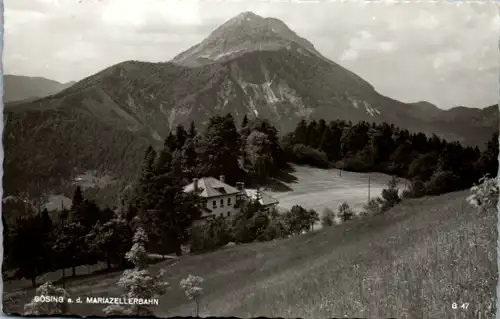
top-left (3, 188), bottom-right (126, 288)
top-left (285, 119), bottom-right (498, 197)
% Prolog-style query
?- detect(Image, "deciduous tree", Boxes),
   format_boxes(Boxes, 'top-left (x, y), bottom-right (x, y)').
top-left (103, 227), bottom-right (169, 316)
top-left (180, 275), bottom-right (205, 317)
top-left (86, 215), bottom-right (133, 270)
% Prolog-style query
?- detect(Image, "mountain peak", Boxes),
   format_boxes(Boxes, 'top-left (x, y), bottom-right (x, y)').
top-left (171, 12), bottom-right (324, 67)
top-left (233, 11), bottom-right (263, 21)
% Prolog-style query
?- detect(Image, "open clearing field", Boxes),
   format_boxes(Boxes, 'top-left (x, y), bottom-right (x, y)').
top-left (266, 164), bottom-right (408, 213)
top-left (4, 189), bottom-right (497, 318)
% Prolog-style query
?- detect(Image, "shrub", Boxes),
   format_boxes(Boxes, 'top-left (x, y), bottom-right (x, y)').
top-left (307, 209), bottom-right (320, 230)
top-left (321, 208), bottom-right (335, 227)
top-left (401, 179), bottom-right (426, 199)
top-left (337, 157), bottom-right (370, 172)
top-left (425, 170), bottom-right (459, 195)
top-left (467, 175), bottom-right (499, 212)
top-left (259, 214), bottom-right (290, 241)
top-left (362, 198), bottom-right (382, 216)
top-left (231, 199), bottom-right (272, 243)
top-left (24, 282), bottom-right (70, 315)
top-left (283, 205), bottom-right (317, 234)
top-left (380, 177), bottom-right (401, 212)
top-left (189, 216), bottom-right (232, 251)
top-left (291, 144), bottom-right (330, 168)
top-left (338, 202), bottom-right (354, 222)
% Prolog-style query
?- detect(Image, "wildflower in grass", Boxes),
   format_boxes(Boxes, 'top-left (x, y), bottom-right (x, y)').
top-left (23, 281), bottom-right (70, 315)
top-left (103, 227), bottom-right (169, 316)
top-left (467, 175), bottom-right (498, 212)
top-left (180, 274), bottom-right (205, 317)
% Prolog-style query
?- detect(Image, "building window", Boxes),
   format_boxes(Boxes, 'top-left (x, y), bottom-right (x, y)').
top-left (228, 197), bottom-right (231, 205)
top-left (227, 212), bottom-right (230, 217)
top-left (212, 200), bottom-right (216, 207)
top-left (220, 198), bottom-right (224, 207)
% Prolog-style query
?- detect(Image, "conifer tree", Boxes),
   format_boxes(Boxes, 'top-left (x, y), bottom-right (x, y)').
top-left (188, 121), bottom-right (197, 139)
top-left (171, 149), bottom-right (184, 180)
top-left (164, 132), bottom-right (178, 151)
top-left (134, 146), bottom-right (157, 212)
top-left (380, 177), bottom-right (401, 211)
top-left (241, 114), bottom-right (249, 129)
top-left (71, 186), bottom-right (83, 209)
top-left (11, 214), bottom-right (52, 287)
top-left (175, 124), bottom-right (188, 150)
top-left (181, 138), bottom-right (198, 179)
top-left (199, 114), bottom-right (241, 183)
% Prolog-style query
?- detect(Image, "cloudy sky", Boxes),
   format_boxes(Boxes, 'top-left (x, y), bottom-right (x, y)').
top-left (4, 0), bottom-right (499, 109)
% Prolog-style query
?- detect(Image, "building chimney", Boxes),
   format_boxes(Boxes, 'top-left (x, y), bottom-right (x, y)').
top-left (219, 175), bottom-right (225, 183)
top-left (193, 178), bottom-right (199, 191)
top-left (236, 182), bottom-right (245, 192)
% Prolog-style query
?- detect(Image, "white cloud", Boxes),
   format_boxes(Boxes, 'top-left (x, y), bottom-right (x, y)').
top-left (432, 50), bottom-right (463, 69)
top-left (412, 11), bottom-right (440, 29)
top-left (54, 42), bottom-right (100, 62)
top-left (345, 31), bottom-right (397, 55)
top-left (100, 1), bottom-right (147, 28)
top-left (5, 9), bottom-right (47, 26)
top-left (100, 0), bottom-right (202, 29)
top-left (340, 49), bottom-right (359, 61)
top-left (378, 42), bottom-right (396, 53)
top-left (491, 14), bottom-right (500, 31)
top-left (358, 30), bottom-right (373, 39)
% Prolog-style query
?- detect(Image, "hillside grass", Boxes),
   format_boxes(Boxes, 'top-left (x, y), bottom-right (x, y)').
top-left (4, 189), bottom-right (496, 318)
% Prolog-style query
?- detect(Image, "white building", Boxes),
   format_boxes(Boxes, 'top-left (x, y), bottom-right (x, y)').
top-left (183, 175), bottom-right (279, 222)
top-left (183, 175), bottom-right (241, 221)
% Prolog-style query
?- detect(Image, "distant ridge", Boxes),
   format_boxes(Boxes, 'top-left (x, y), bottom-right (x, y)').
top-left (4, 74), bottom-right (76, 103)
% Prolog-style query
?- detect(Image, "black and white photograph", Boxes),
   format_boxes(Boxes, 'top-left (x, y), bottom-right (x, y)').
top-left (2, 0), bottom-right (499, 317)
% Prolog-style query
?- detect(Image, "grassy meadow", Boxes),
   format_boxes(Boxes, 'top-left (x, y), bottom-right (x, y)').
top-left (4, 188), bottom-right (496, 318)
top-left (266, 164), bottom-right (408, 215)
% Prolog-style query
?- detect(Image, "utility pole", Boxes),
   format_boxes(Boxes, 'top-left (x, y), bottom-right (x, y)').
top-left (368, 175), bottom-right (371, 202)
